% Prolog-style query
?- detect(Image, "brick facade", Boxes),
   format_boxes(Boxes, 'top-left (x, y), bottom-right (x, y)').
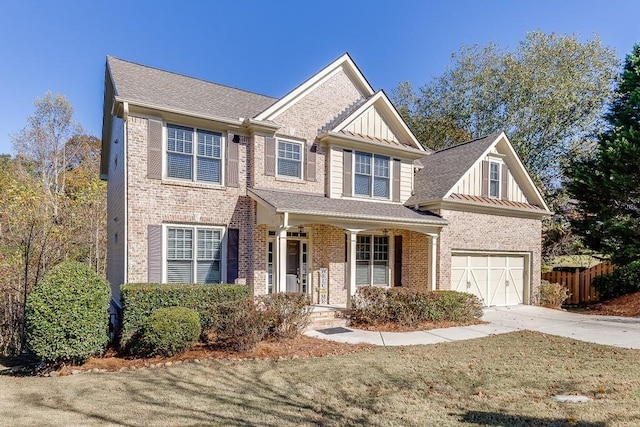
top-left (436, 209), bottom-right (542, 304)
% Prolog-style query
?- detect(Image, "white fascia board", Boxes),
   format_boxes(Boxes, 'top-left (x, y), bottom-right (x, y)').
top-left (318, 131), bottom-right (426, 160)
top-left (254, 53), bottom-right (375, 121)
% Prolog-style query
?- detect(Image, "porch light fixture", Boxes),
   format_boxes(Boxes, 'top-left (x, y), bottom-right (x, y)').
top-left (298, 225), bottom-right (304, 234)
top-left (382, 229), bottom-right (388, 237)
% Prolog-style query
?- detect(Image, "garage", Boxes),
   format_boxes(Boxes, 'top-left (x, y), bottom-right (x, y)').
top-left (451, 254), bottom-right (527, 306)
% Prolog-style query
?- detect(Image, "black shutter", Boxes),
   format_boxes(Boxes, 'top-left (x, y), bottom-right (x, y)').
top-left (392, 158), bottom-right (401, 202)
top-left (481, 160), bottom-right (489, 197)
top-left (226, 133), bottom-right (239, 188)
top-left (343, 149), bottom-right (353, 197)
top-left (227, 228), bottom-right (239, 284)
top-left (394, 235), bottom-right (402, 286)
top-left (148, 225), bottom-right (162, 283)
top-left (147, 119), bottom-right (163, 180)
top-left (265, 137), bottom-right (276, 176)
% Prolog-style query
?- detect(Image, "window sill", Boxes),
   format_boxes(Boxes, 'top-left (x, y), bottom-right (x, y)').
top-left (274, 175), bottom-right (305, 184)
top-left (349, 195), bottom-right (394, 203)
top-left (161, 179), bottom-right (228, 191)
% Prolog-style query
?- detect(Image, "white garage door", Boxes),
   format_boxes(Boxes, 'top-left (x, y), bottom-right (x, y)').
top-left (451, 254), bottom-right (525, 306)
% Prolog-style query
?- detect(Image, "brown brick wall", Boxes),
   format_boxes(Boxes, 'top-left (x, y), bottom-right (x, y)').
top-left (436, 209), bottom-right (542, 304)
top-left (125, 116), bottom-right (254, 285)
top-left (394, 230), bottom-right (430, 290)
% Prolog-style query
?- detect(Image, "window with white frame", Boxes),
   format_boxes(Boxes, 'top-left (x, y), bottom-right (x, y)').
top-left (354, 152), bottom-right (390, 198)
top-left (489, 161), bottom-right (501, 198)
top-left (166, 226), bottom-right (223, 284)
top-left (356, 235), bottom-right (389, 286)
top-left (167, 124), bottom-right (222, 184)
top-left (277, 139), bottom-right (303, 178)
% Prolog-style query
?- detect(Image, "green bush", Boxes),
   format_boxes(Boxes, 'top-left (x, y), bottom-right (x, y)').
top-left (135, 307), bottom-right (201, 357)
top-left (215, 297), bottom-right (267, 352)
top-left (120, 283), bottom-right (249, 350)
top-left (351, 287), bottom-right (483, 326)
top-left (592, 261), bottom-right (640, 300)
top-left (260, 292), bottom-right (311, 339)
top-left (539, 280), bottom-right (570, 308)
top-left (26, 261), bottom-right (111, 364)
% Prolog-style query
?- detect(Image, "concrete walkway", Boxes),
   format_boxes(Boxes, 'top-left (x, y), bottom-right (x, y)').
top-left (305, 305), bottom-right (640, 349)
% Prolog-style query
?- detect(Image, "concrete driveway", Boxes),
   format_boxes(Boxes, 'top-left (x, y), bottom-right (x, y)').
top-left (483, 305), bottom-right (640, 349)
top-left (306, 305), bottom-right (640, 349)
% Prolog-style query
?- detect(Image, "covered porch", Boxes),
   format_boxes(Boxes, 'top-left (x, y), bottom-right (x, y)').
top-left (248, 189), bottom-right (447, 307)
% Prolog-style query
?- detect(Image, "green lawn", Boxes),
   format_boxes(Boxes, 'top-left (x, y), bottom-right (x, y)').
top-left (2, 331), bottom-right (640, 426)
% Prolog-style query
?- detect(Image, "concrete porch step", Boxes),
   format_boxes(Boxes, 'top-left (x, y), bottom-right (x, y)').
top-left (306, 305), bottom-right (350, 331)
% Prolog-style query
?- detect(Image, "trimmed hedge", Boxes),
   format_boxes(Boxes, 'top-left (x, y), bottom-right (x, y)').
top-left (215, 297), bottom-right (267, 352)
top-left (351, 286), bottom-right (483, 327)
top-left (26, 261), bottom-right (111, 363)
top-left (120, 283), bottom-right (250, 350)
top-left (136, 307), bottom-right (201, 357)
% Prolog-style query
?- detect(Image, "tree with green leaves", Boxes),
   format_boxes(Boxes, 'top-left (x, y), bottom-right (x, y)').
top-left (393, 31), bottom-right (619, 192)
top-left (567, 44), bottom-right (640, 266)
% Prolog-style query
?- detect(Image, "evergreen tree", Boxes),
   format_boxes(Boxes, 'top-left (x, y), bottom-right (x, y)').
top-left (567, 44), bottom-right (640, 265)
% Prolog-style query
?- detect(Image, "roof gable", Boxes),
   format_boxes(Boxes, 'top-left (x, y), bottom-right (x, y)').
top-left (408, 132), bottom-right (549, 211)
top-left (254, 53), bottom-right (375, 121)
top-left (106, 56), bottom-right (277, 120)
top-left (331, 91), bottom-right (425, 151)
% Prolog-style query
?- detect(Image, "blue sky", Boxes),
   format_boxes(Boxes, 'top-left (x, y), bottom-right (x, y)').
top-left (0, 0), bottom-right (638, 155)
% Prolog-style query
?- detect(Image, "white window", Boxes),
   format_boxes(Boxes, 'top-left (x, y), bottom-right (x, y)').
top-left (166, 226), bottom-right (223, 283)
top-left (354, 152), bottom-right (390, 198)
top-left (489, 161), bottom-right (501, 198)
top-left (356, 235), bottom-right (389, 286)
top-left (167, 124), bottom-right (222, 184)
top-left (277, 139), bottom-right (303, 178)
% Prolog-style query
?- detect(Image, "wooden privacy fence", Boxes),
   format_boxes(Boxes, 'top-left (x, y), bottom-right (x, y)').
top-left (541, 262), bottom-right (617, 305)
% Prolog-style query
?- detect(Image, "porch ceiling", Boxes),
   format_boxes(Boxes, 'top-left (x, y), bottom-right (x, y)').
top-left (248, 188), bottom-right (447, 231)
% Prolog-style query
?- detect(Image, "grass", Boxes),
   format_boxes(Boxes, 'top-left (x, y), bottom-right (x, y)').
top-left (2, 331), bottom-right (640, 426)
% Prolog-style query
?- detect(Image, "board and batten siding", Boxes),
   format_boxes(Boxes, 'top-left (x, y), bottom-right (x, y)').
top-left (343, 104), bottom-right (399, 143)
top-left (452, 156), bottom-right (527, 203)
top-left (399, 160), bottom-right (413, 203)
top-left (106, 117), bottom-right (126, 301)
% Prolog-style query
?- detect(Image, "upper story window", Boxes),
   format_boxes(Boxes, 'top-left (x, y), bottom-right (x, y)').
top-left (166, 226), bottom-right (223, 284)
top-left (277, 139), bottom-right (303, 179)
top-left (167, 124), bottom-right (222, 184)
top-left (355, 152), bottom-right (390, 198)
top-left (489, 161), bottom-right (501, 198)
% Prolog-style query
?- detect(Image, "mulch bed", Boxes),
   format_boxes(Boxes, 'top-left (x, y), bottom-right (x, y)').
top-left (568, 291), bottom-right (640, 317)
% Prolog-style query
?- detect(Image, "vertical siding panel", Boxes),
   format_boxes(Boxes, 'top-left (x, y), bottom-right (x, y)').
top-left (501, 164), bottom-right (509, 200)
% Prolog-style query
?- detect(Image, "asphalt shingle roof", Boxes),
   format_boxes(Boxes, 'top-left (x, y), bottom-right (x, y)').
top-left (249, 188), bottom-right (446, 225)
top-left (407, 132), bottom-right (502, 205)
top-left (107, 56), bottom-right (277, 120)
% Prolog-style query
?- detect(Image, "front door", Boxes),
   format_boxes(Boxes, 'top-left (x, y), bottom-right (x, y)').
top-left (285, 239), bottom-right (309, 294)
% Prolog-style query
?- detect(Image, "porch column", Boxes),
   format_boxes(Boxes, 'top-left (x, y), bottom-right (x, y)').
top-left (276, 212), bottom-right (289, 293)
top-left (430, 234), bottom-right (438, 291)
top-left (346, 229), bottom-right (357, 308)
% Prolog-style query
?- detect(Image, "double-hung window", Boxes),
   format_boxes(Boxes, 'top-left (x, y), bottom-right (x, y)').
top-left (277, 139), bottom-right (303, 178)
top-left (489, 161), bottom-right (501, 198)
top-left (167, 124), bottom-right (222, 184)
top-left (355, 235), bottom-right (389, 286)
top-left (166, 226), bottom-right (223, 284)
top-left (354, 152), bottom-right (390, 198)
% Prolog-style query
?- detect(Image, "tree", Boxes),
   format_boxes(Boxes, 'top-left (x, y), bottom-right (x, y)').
top-left (392, 31), bottom-right (619, 191)
top-left (12, 92), bottom-right (81, 218)
top-left (567, 44), bottom-right (640, 265)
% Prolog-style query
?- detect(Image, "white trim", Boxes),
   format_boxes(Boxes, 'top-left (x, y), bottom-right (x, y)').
top-left (488, 160), bottom-right (501, 199)
top-left (123, 118), bottom-right (129, 284)
top-left (331, 91), bottom-right (425, 151)
top-left (275, 137), bottom-right (304, 180)
top-left (254, 53), bottom-right (375, 121)
top-left (162, 223), bottom-right (227, 284)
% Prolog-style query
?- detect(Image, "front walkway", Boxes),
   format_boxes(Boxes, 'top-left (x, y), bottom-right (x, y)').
top-left (305, 305), bottom-right (640, 349)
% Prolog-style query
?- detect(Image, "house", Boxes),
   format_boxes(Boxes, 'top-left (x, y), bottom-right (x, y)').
top-left (101, 53), bottom-right (550, 312)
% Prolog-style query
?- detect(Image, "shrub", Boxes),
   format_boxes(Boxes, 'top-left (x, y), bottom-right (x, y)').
top-left (26, 261), bottom-right (111, 364)
top-left (135, 307), bottom-right (201, 357)
top-left (215, 297), bottom-right (267, 352)
top-left (351, 287), bottom-right (483, 326)
top-left (120, 283), bottom-right (250, 350)
top-left (260, 292), bottom-right (311, 339)
top-left (539, 280), bottom-right (570, 308)
top-left (592, 261), bottom-right (640, 300)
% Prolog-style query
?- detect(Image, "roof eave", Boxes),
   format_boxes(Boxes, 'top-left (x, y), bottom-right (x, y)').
top-left (413, 198), bottom-right (551, 219)
top-left (318, 131), bottom-right (426, 159)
